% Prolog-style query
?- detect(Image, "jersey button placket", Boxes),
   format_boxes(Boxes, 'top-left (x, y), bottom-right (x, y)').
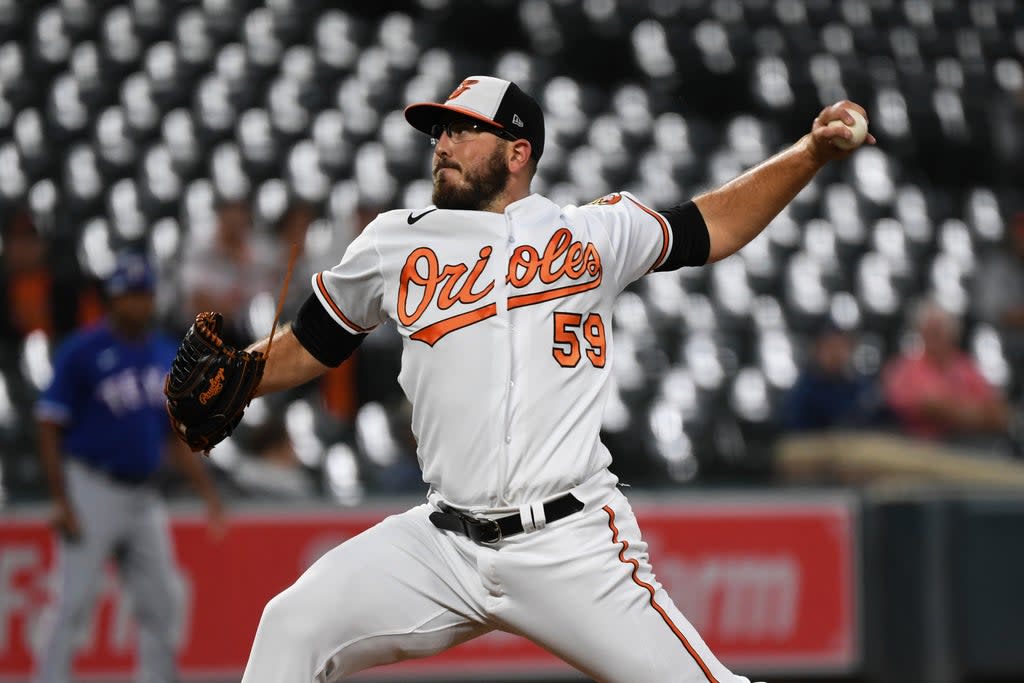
top-left (504, 316), bottom-right (515, 450)
top-left (501, 213), bottom-right (517, 493)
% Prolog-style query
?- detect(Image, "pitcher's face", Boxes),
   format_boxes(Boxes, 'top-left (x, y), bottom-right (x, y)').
top-left (430, 120), bottom-right (512, 211)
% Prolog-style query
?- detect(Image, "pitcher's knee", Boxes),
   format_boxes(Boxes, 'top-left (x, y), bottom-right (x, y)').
top-left (256, 587), bottom-right (349, 652)
top-left (249, 590), bottom-right (350, 680)
top-left (259, 591), bottom-right (307, 642)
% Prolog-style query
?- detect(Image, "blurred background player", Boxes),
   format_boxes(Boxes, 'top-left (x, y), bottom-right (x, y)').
top-left (0, 204), bottom-right (103, 349)
top-left (33, 252), bottom-right (225, 683)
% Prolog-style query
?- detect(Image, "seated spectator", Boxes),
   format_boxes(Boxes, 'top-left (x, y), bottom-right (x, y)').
top-left (777, 303), bottom-right (1023, 487)
top-left (228, 411), bottom-right (317, 500)
top-left (180, 199), bottom-right (278, 346)
top-left (883, 300), bottom-right (1010, 448)
top-left (779, 322), bottom-right (880, 433)
top-left (270, 199), bottom-right (382, 313)
top-left (0, 205), bottom-right (102, 348)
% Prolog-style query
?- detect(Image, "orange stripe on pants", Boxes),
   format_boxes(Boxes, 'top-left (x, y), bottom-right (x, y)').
top-left (603, 505), bottom-right (720, 683)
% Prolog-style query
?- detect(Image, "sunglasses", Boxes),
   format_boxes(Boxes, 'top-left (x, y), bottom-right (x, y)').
top-left (429, 119), bottom-right (520, 145)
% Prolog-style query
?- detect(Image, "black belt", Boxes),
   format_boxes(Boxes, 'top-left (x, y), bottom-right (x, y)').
top-left (429, 492), bottom-right (584, 544)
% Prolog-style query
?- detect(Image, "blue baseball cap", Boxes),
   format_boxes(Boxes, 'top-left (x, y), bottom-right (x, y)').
top-left (105, 253), bottom-right (156, 296)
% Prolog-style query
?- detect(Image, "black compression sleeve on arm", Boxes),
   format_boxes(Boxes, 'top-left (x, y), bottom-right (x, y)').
top-left (291, 293), bottom-right (367, 367)
top-left (654, 200), bottom-right (711, 271)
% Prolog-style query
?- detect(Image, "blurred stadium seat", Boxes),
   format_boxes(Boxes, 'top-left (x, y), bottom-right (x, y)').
top-left (0, 0), bottom-right (1022, 501)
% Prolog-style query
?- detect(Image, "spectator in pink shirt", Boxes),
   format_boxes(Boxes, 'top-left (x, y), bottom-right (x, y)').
top-left (883, 300), bottom-right (1010, 445)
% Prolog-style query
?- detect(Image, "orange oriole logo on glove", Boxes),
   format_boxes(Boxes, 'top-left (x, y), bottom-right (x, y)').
top-left (199, 368), bottom-right (226, 405)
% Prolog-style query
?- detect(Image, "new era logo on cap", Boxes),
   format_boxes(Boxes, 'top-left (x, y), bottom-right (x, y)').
top-left (404, 75), bottom-right (546, 161)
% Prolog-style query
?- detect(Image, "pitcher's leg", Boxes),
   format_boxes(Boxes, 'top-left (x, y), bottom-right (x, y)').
top-left (242, 504), bottom-right (491, 683)
top-left (119, 494), bottom-right (181, 683)
top-left (495, 494), bottom-right (750, 683)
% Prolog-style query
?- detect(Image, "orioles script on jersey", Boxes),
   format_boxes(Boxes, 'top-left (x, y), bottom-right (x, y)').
top-left (398, 227), bottom-right (603, 346)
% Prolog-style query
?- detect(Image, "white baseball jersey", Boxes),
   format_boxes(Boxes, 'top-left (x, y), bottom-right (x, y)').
top-left (313, 191), bottom-right (671, 508)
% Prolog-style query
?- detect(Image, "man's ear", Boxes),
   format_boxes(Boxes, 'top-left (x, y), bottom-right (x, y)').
top-left (508, 140), bottom-right (533, 172)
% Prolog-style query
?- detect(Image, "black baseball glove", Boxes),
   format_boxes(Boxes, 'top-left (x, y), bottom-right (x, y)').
top-left (164, 312), bottom-right (266, 453)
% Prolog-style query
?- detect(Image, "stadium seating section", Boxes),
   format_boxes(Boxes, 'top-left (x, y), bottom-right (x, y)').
top-left (0, 0), bottom-right (1021, 501)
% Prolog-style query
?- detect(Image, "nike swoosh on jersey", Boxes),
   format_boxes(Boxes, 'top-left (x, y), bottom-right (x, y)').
top-left (407, 209), bottom-right (437, 225)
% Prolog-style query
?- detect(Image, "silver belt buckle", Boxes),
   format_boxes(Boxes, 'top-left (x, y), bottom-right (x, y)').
top-left (480, 517), bottom-right (503, 544)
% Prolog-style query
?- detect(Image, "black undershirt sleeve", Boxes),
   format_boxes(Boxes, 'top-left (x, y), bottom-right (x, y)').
top-left (654, 200), bottom-right (711, 271)
top-left (291, 293), bottom-right (367, 367)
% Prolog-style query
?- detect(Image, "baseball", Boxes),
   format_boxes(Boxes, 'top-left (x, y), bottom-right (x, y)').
top-left (828, 109), bottom-right (868, 150)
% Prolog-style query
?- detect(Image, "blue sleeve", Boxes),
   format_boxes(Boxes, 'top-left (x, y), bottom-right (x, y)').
top-left (37, 340), bottom-right (81, 425)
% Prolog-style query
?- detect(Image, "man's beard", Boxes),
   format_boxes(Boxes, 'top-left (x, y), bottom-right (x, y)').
top-left (432, 146), bottom-right (510, 210)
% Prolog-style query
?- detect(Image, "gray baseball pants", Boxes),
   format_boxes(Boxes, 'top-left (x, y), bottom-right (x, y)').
top-left (34, 459), bottom-right (181, 683)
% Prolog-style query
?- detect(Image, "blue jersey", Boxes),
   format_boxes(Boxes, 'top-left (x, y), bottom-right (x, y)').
top-left (37, 320), bottom-right (178, 480)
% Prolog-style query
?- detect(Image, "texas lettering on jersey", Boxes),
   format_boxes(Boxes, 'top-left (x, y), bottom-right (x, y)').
top-left (398, 227), bottom-right (602, 346)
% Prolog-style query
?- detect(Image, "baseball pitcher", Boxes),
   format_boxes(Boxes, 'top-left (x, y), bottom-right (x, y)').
top-left (165, 76), bottom-right (873, 682)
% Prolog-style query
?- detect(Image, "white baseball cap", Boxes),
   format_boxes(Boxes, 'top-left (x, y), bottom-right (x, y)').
top-left (404, 75), bottom-right (545, 161)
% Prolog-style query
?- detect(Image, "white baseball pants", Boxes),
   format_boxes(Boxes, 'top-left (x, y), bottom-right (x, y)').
top-left (242, 482), bottom-right (750, 683)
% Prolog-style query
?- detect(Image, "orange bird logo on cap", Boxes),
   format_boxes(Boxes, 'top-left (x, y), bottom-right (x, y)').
top-left (447, 79), bottom-right (479, 101)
